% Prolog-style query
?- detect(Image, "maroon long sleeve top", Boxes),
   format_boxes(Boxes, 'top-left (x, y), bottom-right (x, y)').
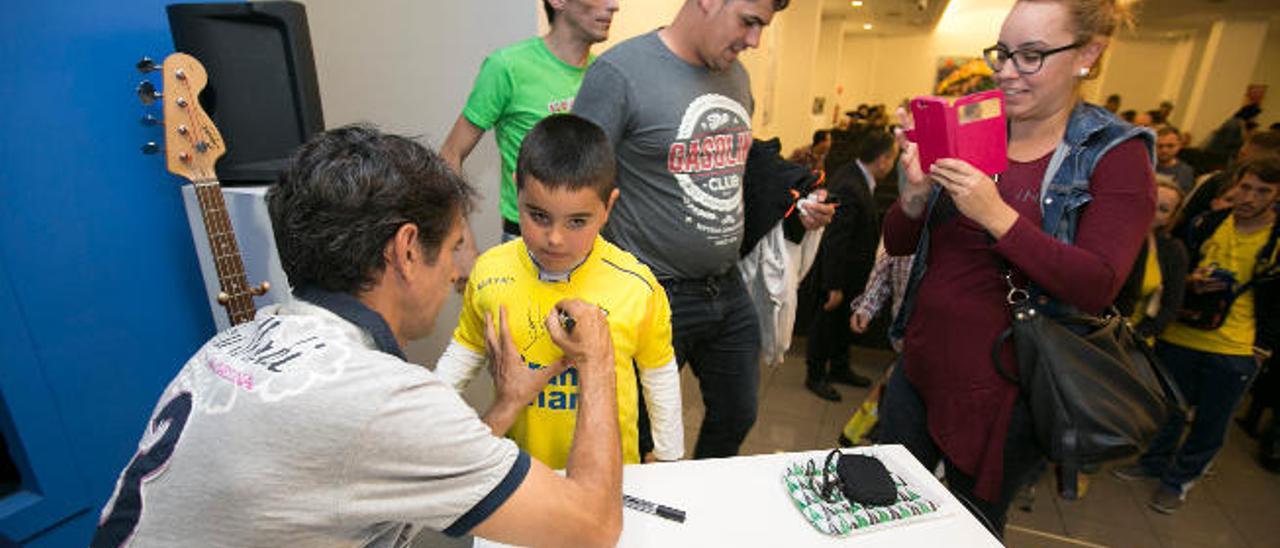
top-left (882, 139), bottom-right (1155, 501)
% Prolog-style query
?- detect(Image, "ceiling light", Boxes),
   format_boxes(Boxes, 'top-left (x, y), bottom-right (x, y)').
top-left (851, 1), bottom-right (864, 7)
top-left (863, 23), bottom-right (873, 30)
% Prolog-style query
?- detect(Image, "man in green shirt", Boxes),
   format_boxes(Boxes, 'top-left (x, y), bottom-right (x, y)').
top-left (442, 0), bottom-right (619, 242)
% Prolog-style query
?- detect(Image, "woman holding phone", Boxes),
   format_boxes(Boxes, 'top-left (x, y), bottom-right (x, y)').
top-left (877, 0), bottom-right (1155, 535)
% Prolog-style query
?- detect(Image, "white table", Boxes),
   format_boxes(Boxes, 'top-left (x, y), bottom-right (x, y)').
top-left (476, 444), bottom-right (1001, 547)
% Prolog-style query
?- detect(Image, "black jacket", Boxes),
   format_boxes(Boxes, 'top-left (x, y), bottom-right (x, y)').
top-left (1116, 234), bottom-right (1190, 340)
top-left (814, 162), bottom-right (880, 294)
top-left (1181, 208), bottom-right (1280, 354)
top-left (740, 138), bottom-right (819, 257)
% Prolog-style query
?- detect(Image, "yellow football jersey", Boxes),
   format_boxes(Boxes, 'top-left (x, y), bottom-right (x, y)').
top-left (454, 236), bottom-right (674, 468)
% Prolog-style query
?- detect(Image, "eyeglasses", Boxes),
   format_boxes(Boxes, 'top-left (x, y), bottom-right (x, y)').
top-left (983, 42), bottom-right (1083, 75)
top-left (806, 449), bottom-right (845, 503)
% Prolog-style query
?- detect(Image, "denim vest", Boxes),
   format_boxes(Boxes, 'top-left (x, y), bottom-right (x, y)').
top-left (890, 102), bottom-right (1155, 339)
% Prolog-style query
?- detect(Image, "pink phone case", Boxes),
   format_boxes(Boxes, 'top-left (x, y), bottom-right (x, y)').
top-left (905, 89), bottom-right (1007, 177)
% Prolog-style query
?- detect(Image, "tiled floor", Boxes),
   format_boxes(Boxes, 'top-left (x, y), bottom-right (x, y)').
top-left (679, 338), bottom-right (1280, 548)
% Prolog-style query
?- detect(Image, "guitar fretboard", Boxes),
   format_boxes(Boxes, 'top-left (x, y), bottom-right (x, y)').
top-left (192, 179), bottom-right (255, 325)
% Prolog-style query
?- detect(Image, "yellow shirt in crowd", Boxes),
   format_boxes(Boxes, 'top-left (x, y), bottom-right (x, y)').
top-left (1161, 216), bottom-right (1269, 356)
top-left (453, 236), bottom-right (674, 468)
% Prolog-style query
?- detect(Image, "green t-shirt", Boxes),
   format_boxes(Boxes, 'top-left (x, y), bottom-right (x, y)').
top-left (462, 37), bottom-right (591, 223)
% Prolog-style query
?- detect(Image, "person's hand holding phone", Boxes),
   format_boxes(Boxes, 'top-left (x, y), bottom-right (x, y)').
top-left (894, 107), bottom-right (931, 219)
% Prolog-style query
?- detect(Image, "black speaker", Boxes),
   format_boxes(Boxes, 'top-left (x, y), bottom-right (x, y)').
top-left (167, 1), bottom-right (325, 183)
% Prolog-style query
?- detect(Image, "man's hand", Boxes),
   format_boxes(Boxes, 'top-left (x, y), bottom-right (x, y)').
top-left (822, 289), bottom-right (844, 311)
top-left (850, 310), bottom-right (871, 333)
top-left (798, 188), bottom-right (835, 230)
top-left (545, 299), bottom-right (614, 377)
top-left (481, 306), bottom-right (568, 435)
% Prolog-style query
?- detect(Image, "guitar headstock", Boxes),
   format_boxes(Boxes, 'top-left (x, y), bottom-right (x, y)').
top-left (139, 53), bottom-right (226, 183)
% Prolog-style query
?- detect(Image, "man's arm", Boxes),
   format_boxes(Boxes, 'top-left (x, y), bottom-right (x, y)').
top-left (470, 299), bottom-right (623, 547)
top-left (440, 115), bottom-right (486, 173)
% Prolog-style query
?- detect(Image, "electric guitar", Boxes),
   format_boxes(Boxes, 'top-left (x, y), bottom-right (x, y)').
top-left (138, 53), bottom-right (268, 326)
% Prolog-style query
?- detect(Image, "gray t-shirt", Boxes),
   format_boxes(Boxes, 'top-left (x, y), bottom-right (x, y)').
top-left (94, 298), bottom-right (526, 547)
top-left (573, 31), bottom-right (753, 280)
top-left (1156, 160), bottom-right (1196, 194)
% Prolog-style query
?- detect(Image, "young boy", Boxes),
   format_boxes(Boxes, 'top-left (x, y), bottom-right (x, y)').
top-left (436, 114), bottom-right (683, 468)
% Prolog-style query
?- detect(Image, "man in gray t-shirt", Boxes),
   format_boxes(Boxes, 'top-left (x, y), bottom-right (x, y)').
top-left (93, 126), bottom-right (623, 548)
top-left (574, 0), bottom-right (831, 458)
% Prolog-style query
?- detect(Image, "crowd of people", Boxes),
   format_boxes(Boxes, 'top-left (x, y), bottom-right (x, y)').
top-left (90, 0), bottom-right (1279, 546)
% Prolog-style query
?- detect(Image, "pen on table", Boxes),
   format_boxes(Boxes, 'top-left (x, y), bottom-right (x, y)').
top-left (623, 493), bottom-right (686, 523)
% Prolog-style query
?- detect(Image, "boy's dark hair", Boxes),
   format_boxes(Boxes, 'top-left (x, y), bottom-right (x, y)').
top-left (855, 128), bottom-right (896, 165)
top-left (1237, 155), bottom-right (1280, 186)
top-left (267, 124), bottom-right (476, 294)
top-left (516, 114), bottom-right (616, 202)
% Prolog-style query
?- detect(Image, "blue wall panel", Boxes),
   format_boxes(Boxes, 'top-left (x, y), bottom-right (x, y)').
top-left (1, 1), bottom-right (230, 544)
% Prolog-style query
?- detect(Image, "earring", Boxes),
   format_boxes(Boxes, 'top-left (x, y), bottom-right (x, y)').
top-left (1079, 67), bottom-right (1090, 77)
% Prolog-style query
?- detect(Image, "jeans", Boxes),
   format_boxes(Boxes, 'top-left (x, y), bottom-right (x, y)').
top-left (805, 295), bottom-right (854, 382)
top-left (1139, 341), bottom-right (1259, 492)
top-left (878, 363), bottom-right (1043, 537)
top-left (660, 268), bottom-right (761, 459)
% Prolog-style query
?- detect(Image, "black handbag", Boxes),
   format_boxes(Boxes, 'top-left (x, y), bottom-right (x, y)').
top-left (992, 274), bottom-right (1185, 493)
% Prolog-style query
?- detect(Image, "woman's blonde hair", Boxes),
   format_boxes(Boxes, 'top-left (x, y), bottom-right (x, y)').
top-left (1020, 0), bottom-right (1138, 79)
top-left (1154, 174), bottom-right (1186, 235)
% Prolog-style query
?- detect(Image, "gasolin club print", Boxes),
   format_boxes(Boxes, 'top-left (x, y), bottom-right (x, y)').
top-left (667, 93), bottom-right (752, 248)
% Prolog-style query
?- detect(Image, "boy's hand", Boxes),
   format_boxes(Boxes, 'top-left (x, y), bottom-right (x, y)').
top-left (545, 299), bottom-right (614, 378)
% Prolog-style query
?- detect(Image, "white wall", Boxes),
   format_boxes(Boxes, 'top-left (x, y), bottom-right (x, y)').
top-left (835, 0), bottom-right (1012, 111)
top-left (811, 17), bottom-right (846, 130)
top-left (1094, 36), bottom-right (1183, 115)
top-left (297, 0), bottom-right (537, 407)
top-left (766, 0), bottom-right (824, 151)
top-left (1252, 24), bottom-right (1280, 130)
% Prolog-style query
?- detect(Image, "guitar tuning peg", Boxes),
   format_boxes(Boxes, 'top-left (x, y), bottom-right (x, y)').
top-left (140, 114), bottom-right (163, 127)
top-left (136, 56), bottom-right (160, 73)
top-left (141, 142), bottom-right (162, 155)
top-left (136, 80), bottom-right (160, 106)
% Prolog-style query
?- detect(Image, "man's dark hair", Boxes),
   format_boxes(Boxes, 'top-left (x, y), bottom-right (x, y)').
top-left (516, 114), bottom-right (616, 202)
top-left (1236, 155), bottom-right (1280, 186)
top-left (855, 128), bottom-right (896, 165)
top-left (811, 129), bottom-right (830, 147)
top-left (1120, 109), bottom-right (1136, 123)
top-left (1249, 130), bottom-right (1280, 156)
top-left (544, 0), bottom-right (556, 24)
top-left (1156, 125), bottom-right (1181, 139)
top-left (1148, 109), bottom-right (1166, 125)
top-left (267, 124), bottom-right (476, 294)
top-left (1106, 94), bottom-right (1121, 104)
top-left (773, 0), bottom-right (790, 9)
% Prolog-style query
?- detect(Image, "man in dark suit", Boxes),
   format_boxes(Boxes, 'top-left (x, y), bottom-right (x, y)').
top-left (805, 128), bottom-right (898, 401)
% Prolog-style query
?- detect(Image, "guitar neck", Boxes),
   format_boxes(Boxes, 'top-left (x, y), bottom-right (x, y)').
top-left (191, 178), bottom-right (256, 325)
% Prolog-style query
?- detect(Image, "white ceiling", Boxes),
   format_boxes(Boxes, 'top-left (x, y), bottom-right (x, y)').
top-left (821, 0), bottom-right (1280, 37)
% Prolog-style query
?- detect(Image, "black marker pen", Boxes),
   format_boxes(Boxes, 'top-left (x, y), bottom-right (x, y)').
top-left (623, 493), bottom-right (686, 523)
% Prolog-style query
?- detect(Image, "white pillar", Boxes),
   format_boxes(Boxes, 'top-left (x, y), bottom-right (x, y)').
top-left (1181, 19), bottom-right (1269, 144)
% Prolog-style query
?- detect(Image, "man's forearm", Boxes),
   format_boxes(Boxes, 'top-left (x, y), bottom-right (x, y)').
top-left (565, 360), bottom-right (621, 501)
